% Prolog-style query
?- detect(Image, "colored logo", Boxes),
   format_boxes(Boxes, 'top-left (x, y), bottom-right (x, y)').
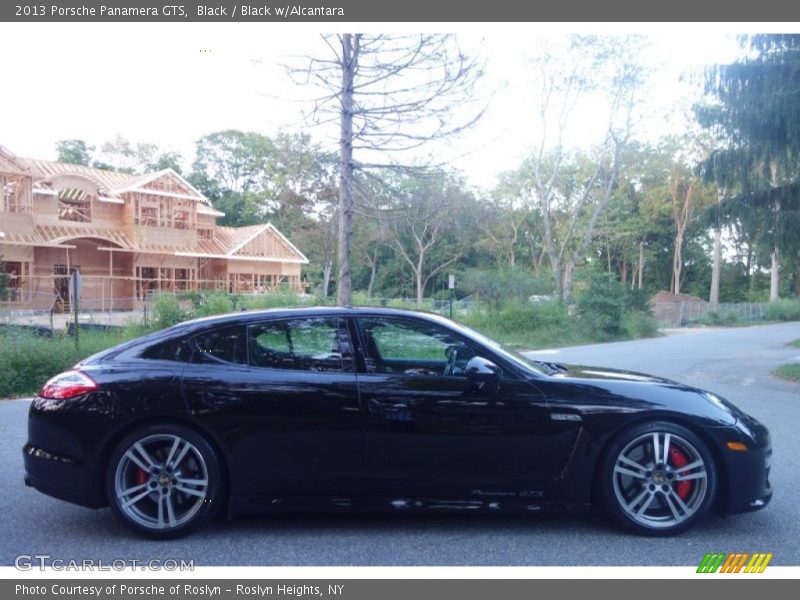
top-left (697, 552), bottom-right (773, 573)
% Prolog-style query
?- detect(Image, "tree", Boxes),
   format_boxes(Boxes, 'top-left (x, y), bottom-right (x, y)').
top-left (383, 171), bottom-right (470, 304)
top-left (301, 203), bottom-right (338, 298)
top-left (697, 34), bottom-right (800, 302)
top-left (258, 133), bottom-right (338, 236)
top-left (473, 179), bottom-right (529, 269)
top-left (289, 34), bottom-right (485, 305)
top-left (55, 139), bottom-right (94, 166)
top-left (668, 167), bottom-right (697, 295)
top-left (189, 130), bottom-right (274, 226)
top-left (352, 209), bottom-right (386, 298)
top-left (522, 36), bottom-right (642, 300)
top-left (152, 151), bottom-right (184, 174)
top-left (189, 130), bottom-right (337, 230)
top-left (93, 135), bottom-right (183, 174)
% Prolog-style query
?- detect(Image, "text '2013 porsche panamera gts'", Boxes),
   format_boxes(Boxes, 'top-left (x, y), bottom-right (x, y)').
top-left (24, 307), bottom-right (772, 538)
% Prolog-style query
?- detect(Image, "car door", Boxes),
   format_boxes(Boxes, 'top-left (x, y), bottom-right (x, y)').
top-left (181, 316), bottom-right (362, 498)
top-left (352, 315), bottom-right (553, 500)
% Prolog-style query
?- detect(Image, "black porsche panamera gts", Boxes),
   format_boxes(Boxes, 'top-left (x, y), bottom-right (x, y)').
top-left (24, 307), bottom-right (772, 538)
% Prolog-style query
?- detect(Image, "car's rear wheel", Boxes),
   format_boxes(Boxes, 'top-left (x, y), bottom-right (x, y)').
top-left (105, 424), bottom-right (223, 539)
top-left (599, 421), bottom-right (716, 536)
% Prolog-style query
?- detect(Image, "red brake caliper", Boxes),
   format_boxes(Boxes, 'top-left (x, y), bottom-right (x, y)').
top-left (135, 468), bottom-right (148, 486)
top-left (669, 446), bottom-right (692, 500)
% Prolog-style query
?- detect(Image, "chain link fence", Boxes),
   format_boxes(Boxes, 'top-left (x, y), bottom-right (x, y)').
top-left (1, 292), bottom-right (151, 335)
top-left (655, 301), bottom-right (767, 327)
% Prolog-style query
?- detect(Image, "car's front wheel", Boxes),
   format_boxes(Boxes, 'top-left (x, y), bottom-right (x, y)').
top-left (599, 421), bottom-right (717, 536)
top-left (105, 424), bottom-right (223, 539)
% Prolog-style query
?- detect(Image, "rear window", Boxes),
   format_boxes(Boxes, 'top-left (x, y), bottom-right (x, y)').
top-left (140, 338), bottom-right (193, 362)
top-left (193, 326), bottom-right (247, 365)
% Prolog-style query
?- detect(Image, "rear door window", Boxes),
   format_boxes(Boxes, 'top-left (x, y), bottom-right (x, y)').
top-left (248, 317), bottom-right (353, 372)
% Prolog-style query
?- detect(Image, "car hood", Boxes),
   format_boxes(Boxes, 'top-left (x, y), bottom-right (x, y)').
top-left (531, 362), bottom-right (740, 426)
top-left (547, 363), bottom-right (679, 385)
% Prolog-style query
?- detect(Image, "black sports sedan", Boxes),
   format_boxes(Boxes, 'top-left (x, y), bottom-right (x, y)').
top-left (24, 307), bottom-right (771, 538)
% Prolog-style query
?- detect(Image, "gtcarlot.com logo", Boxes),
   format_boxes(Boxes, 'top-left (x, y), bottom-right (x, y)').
top-left (697, 552), bottom-right (773, 573)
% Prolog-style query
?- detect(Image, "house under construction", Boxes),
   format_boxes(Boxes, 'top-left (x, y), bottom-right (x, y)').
top-left (0, 145), bottom-right (308, 311)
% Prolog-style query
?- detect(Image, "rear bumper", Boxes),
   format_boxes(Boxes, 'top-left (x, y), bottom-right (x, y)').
top-left (23, 444), bottom-right (106, 508)
top-left (23, 396), bottom-right (111, 509)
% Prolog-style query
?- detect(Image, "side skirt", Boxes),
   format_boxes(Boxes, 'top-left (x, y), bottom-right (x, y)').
top-left (227, 494), bottom-right (591, 519)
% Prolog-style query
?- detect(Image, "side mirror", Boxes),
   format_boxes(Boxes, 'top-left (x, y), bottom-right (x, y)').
top-left (465, 356), bottom-right (501, 384)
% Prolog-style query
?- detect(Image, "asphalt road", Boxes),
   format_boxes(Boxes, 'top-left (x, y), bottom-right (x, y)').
top-left (2, 322), bottom-right (799, 566)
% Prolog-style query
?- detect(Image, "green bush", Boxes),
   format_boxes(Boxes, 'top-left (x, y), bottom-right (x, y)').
top-left (152, 294), bottom-right (185, 328)
top-left (239, 290), bottom-right (305, 310)
top-left (195, 292), bottom-right (235, 317)
top-left (575, 272), bottom-right (626, 338)
top-left (349, 291), bottom-right (385, 307)
top-left (694, 310), bottom-right (739, 326)
top-left (152, 290), bottom-right (309, 322)
top-left (764, 299), bottom-right (800, 322)
top-left (460, 300), bottom-right (581, 348)
top-left (460, 268), bottom-right (552, 310)
top-left (622, 310), bottom-right (659, 339)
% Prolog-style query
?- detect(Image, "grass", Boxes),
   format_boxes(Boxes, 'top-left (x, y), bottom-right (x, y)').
top-left (772, 338), bottom-right (800, 383)
top-left (775, 364), bottom-right (800, 382)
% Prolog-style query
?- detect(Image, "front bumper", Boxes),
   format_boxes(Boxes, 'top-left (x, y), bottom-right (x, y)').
top-left (714, 417), bottom-right (772, 516)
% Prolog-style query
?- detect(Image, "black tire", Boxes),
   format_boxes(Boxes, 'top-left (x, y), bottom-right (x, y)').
top-left (105, 423), bottom-right (224, 539)
top-left (598, 420), bottom-right (717, 536)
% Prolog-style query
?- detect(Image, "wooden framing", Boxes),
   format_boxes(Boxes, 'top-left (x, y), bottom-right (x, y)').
top-left (0, 145), bottom-right (309, 309)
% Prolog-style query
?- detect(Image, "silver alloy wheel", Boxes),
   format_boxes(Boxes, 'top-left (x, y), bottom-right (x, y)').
top-left (114, 434), bottom-right (209, 530)
top-left (611, 431), bottom-right (708, 529)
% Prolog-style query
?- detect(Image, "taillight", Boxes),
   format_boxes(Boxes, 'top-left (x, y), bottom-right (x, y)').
top-left (39, 370), bottom-right (99, 399)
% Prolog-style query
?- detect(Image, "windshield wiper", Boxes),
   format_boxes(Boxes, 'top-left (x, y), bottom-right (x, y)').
top-left (535, 361), bottom-right (568, 374)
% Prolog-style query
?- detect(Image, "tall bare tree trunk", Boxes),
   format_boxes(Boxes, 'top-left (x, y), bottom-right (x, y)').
top-left (709, 226), bottom-right (721, 308)
top-left (669, 172), bottom-right (693, 296)
top-left (794, 255), bottom-right (800, 296)
top-left (770, 247), bottom-right (780, 302)
top-left (365, 248), bottom-right (378, 298)
top-left (637, 241), bottom-right (644, 290)
top-left (321, 263), bottom-right (332, 298)
top-left (672, 236), bottom-right (683, 295)
top-left (416, 263), bottom-right (424, 305)
top-left (562, 261), bottom-right (575, 300)
top-left (550, 257), bottom-right (563, 300)
top-left (336, 34), bottom-right (357, 306)
top-left (769, 195), bottom-right (781, 303)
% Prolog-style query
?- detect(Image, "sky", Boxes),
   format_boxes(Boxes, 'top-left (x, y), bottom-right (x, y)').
top-left (0, 23), bottom-right (748, 190)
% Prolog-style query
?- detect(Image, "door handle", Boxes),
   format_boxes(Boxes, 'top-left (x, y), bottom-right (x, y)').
top-left (368, 398), bottom-right (408, 413)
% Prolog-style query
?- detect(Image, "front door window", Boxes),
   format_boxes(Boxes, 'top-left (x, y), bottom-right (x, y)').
top-left (357, 316), bottom-right (476, 377)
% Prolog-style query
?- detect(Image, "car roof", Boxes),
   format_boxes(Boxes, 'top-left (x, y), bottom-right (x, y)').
top-left (176, 305), bottom-right (449, 330)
